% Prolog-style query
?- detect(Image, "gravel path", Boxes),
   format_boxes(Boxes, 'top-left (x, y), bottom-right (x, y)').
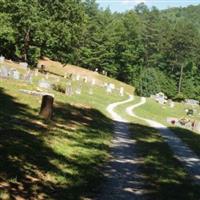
top-left (126, 97), bottom-right (200, 184)
top-left (95, 95), bottom-right (147, 200)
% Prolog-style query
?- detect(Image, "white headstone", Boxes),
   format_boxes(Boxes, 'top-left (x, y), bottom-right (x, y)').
top-left (35, 69), bottom-right (38, 77)
top-left (120, 87), bottom-right (124, 96)
top-left (19, 62), bottom-right (28, 69)
top-left (65, 82), bottom-right (73, 96)
top-left (76, 74), bottom-right (80, 81)
top-left (92, 79), bottom-right (96, 86)
top-left (38, 79), bottom-right (51, 89)
top-left (13, 70), bottom-right (20, 80)
top-left (0, 56), bottom-right (5, 63)
top-left (0, 66), bottom-right (8, 77)
top-left (106, 84), bottom-right (112, 93)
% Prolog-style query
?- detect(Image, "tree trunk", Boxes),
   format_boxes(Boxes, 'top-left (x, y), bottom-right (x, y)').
top-left (178, 64), bottom-right (184, 94)
top-left (23, 28), bottom-right (30, 62)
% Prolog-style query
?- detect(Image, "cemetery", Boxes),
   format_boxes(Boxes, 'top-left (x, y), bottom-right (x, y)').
top-left (1, 1), bottom-right (200, 199)
top-left (1, 57), bottom-right (200, 199)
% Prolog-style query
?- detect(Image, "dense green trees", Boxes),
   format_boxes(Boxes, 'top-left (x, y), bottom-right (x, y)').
top-left (0, 0), bottom-right (200, 100)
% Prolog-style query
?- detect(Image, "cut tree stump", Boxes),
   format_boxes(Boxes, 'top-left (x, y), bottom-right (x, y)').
top-left (39, 95), bottom-right (54, 120)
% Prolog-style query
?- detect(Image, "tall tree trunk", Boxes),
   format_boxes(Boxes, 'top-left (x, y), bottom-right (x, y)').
top-left (23, 28), bottom-right (30, 62)
top-left (178, 64), bottom-right (184, 94)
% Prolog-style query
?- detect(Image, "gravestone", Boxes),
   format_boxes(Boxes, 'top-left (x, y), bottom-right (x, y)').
top-left (38, 79), bottom-right (51, 89)
top-left (106, 83), bottom-right (112, 93)
top-left (155, 92), bottom-right (167, 104)
top-left (75, 84), bottom-right (82, 95)
top-left (65, 82), bottom-right (73, 96)
top-left (0, 66), bottom-right (9, 77)
top-left (83, 76), bottom-right (88, 83)
top-left (19, 62), bottom-right (28, 69)
top-left (0, 56), bottom-right (5, 63)
top-left (185, 99), bottom-right (199, 106)
top-left (39, 95), bottom-right (54, 120)
top-left (35, 68), bottom-right (38, 77)
top-left (120, 87), bottom-right (124, 96)
top-left (92, 79), bottom-right (96, 86)
top-left (13, 70), bottom-right (20, 80)
top-left (24, 70), bottom-right (32, 83)
top-left (76, 74), bottom-right (80, 81)
top-left (168, 99), bottom-right (175, 108)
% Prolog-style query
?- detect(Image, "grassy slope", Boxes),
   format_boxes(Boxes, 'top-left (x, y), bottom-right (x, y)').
top-left (0, 63), bottom-right (130, 200)
top-left (134, 97), bottom-right (200, 158)
top-left (114, 97), bottom-right (200, 200)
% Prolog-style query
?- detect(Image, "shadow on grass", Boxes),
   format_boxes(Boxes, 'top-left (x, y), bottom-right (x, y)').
top-left (170, 126), bottom-right (200, 157)
top-left (0, 87), bottom-right (113, 200)
top-left (130, 123), bottom-right (200, 200)
top-left (1, 86), bottom-right (200, 200)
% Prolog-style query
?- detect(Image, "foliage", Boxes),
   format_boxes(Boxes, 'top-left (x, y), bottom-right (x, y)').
top-left (1, 1), bottom-right (200, 99)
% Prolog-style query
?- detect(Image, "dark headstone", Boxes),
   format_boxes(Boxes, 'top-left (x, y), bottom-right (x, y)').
top-left (39, 95), bottom-right (54, 120)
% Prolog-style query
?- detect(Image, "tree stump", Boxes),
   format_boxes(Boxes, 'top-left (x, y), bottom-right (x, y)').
top-left (39, 95), bottom-right (54, 120)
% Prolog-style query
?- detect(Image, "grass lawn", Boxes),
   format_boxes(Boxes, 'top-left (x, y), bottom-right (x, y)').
top-left (134, 97), bottom-right (200, 158)
top-left (0, 68), bottom-right (128, 200)
top-left (114, 99), bottom-right (200, 200)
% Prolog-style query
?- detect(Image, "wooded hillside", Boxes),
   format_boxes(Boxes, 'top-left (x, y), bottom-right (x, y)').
top-left (1, 0), bottom-right (200, 100)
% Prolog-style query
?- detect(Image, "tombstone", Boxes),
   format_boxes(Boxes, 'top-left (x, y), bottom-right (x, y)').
top-left (95, 68), bottom-right (98, 72)
top-left (64, 72), bottom-right (67, 79)
top-left (92, 79), bottom-right (96, 86)
top-left (76, 74), bottom-right (80, 81)
top-left (83, 76), bottom-right (88, 83)
top-left (40, 64), bottom-right (46, 73)
top-left (119, 87), bottom-right (124, 96)
top-left (13, 70), bottom-right (20, 80)
top-left (155, 92), bottom-right (167, 104)
top-left (168, 99), bottom-right (175, 108)
top-left (106, 83), bottom-right (112, 93)
top-left (24, 70), bottom-right (32, 83)
top-left (19, 62), bottom-right (28, 69)
top-left (38, 79), bottom-right (51, 89)
top-left (110, 83), bottom-right (115, 90)
top-left (65, 82), bottom-right (73, 96)
top-left (35, 68), bottom-right (39, 77)
top-left (0, 66), bottom-right (9, 77)
top-left (0, 56), bottom-right (5, 63)
top-left (75, 84), bottom-right (82, 95)
top-left (39, 95), bottom-right (54, 120)
top-left (185, 99), bottom-right (199, 106)
top-left (187, 109), bottom-right (194, 116)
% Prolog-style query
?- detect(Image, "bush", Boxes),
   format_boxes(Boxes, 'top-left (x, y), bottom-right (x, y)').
top-left (173, 92), bottom-right (185, 102)
top-left (135, 67), bottom-right (177, 98)
top-left (52, 83), bottom-right (66, 93)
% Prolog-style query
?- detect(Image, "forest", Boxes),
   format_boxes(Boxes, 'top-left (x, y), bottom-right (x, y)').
top-left (1, 0), bottom-right (200, 100)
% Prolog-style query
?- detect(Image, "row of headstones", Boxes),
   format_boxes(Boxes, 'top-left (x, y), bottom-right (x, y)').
top-left (0, 66), bottom-right (32, 83)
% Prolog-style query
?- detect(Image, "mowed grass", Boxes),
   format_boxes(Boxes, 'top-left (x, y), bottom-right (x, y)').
top-left (134, 97), bottom-right (200, 158)
top-left (0, 68), bottom-right (129, 200)
top-left (113, 99), bottom-right (200, 200)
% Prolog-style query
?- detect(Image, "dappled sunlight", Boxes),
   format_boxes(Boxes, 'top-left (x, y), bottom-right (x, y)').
top-left (0, 87), bottom-right (113, 199)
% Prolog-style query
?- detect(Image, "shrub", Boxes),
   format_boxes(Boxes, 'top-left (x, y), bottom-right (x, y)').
top-left (52, 83), bottom-right (66, 93)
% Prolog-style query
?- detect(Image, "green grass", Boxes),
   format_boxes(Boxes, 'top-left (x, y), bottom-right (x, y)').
top-left (134, 97), bottom-right (200, 158)
top-left (113, 98), bottom-right (200, 200)
top-left (130, 122), bottom-right (200, 200)
top-left (0, 69), bottom-right (128, 199)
